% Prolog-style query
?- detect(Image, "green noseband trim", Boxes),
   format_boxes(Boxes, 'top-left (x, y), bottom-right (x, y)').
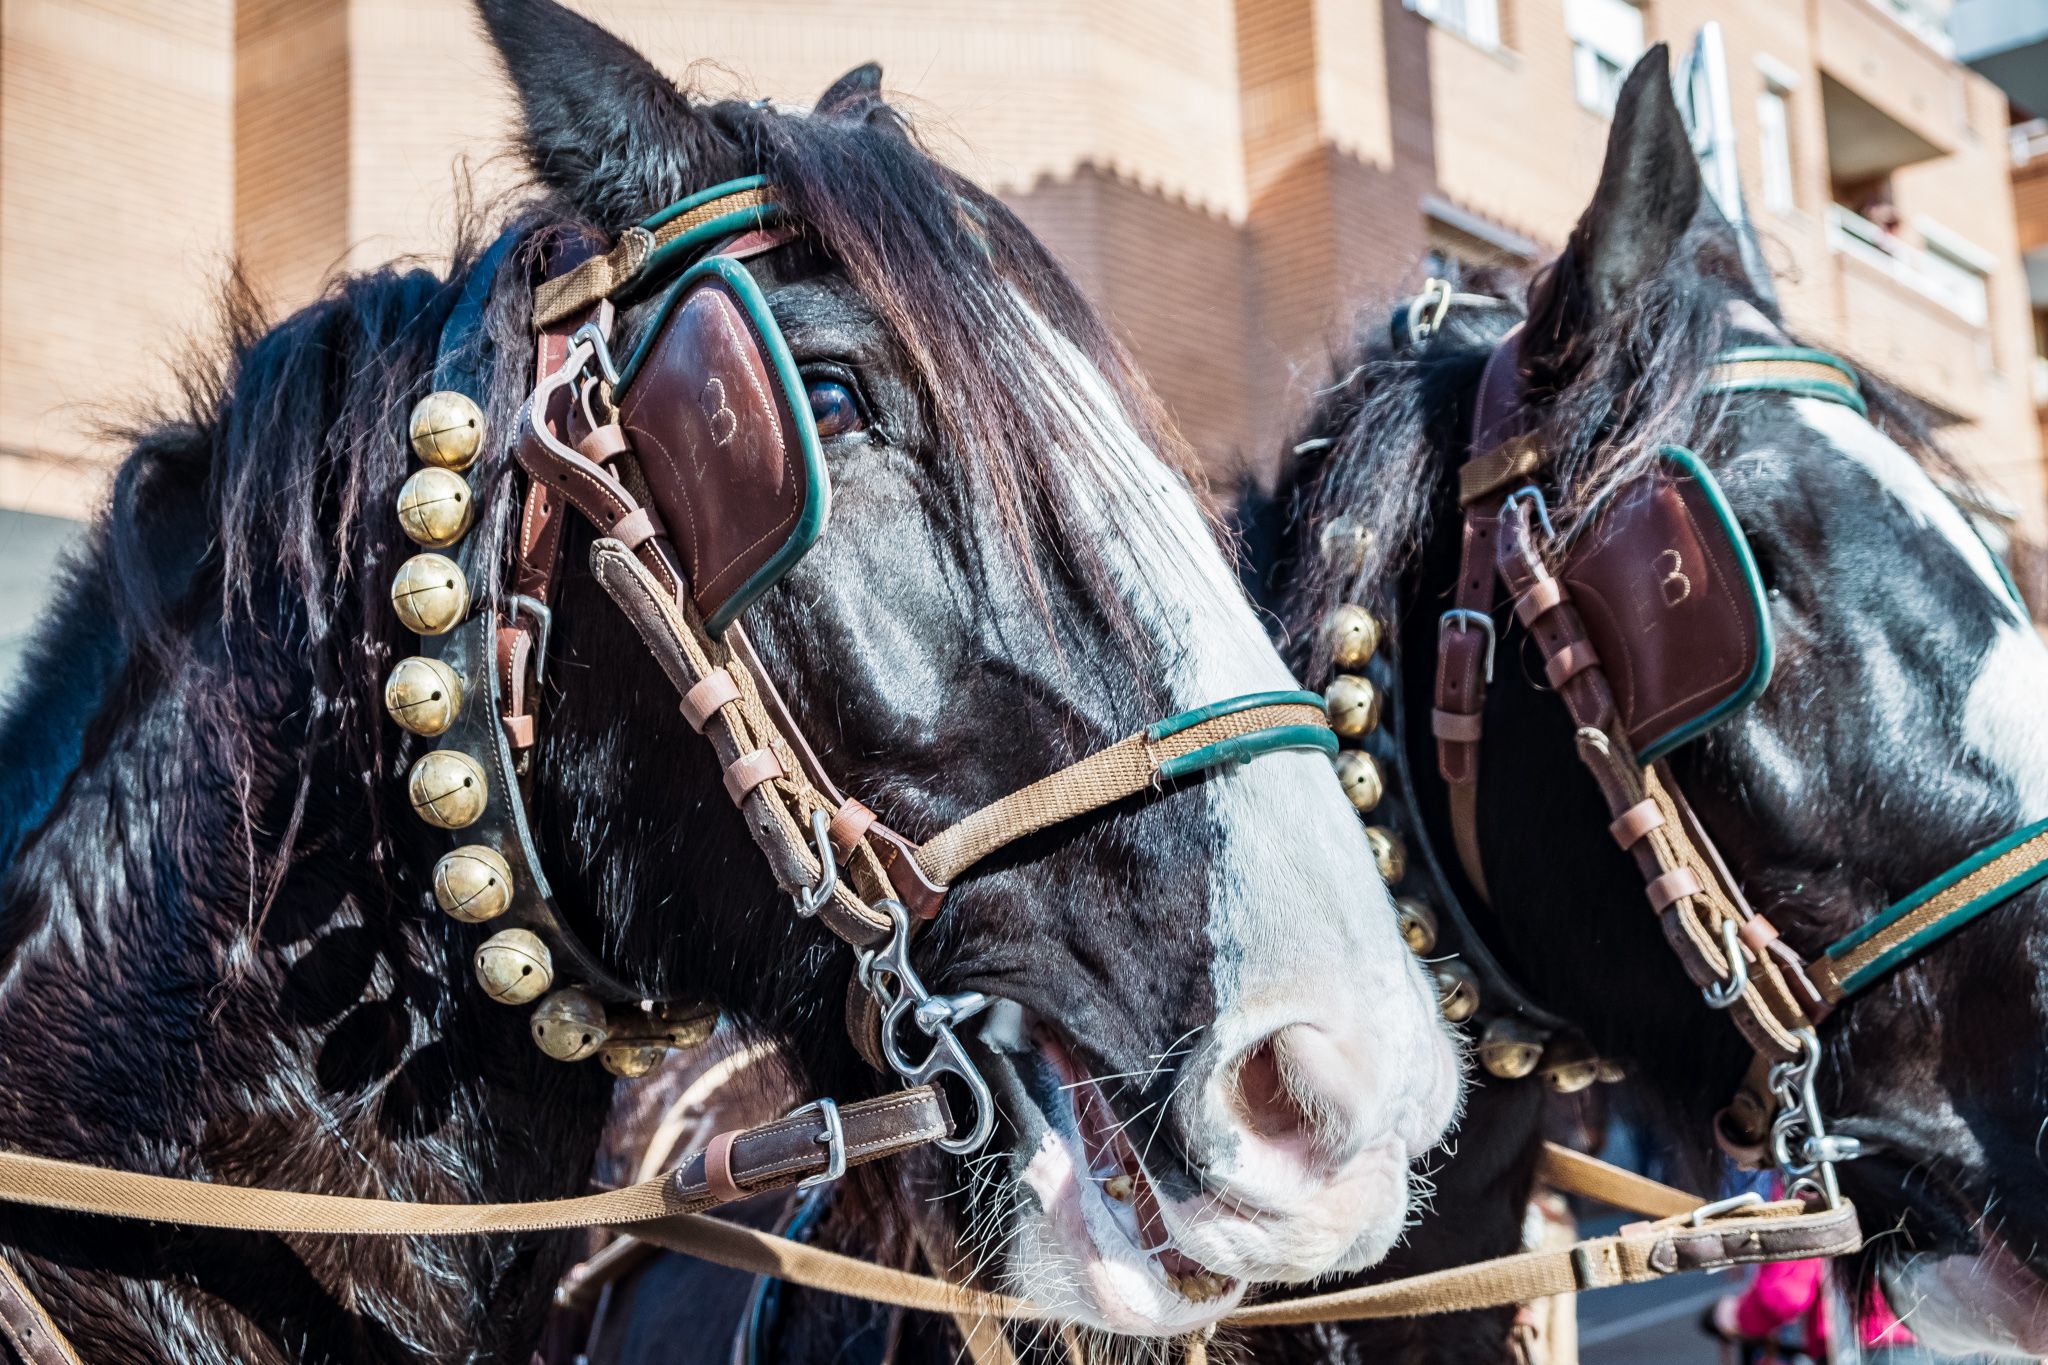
top-left (1820, 816), bottom-right (2048, 1000)
top-left (1149, 690), bottom-right (1336, 782)
top-left (1707, 346), bottom-right (1867, 417)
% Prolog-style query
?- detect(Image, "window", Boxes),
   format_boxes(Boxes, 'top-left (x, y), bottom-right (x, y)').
top-left (1566, 0), bottom-right (1644, 116)
top-left (1757, 86), bottom-right (1796, 214)
top-left (1407, 0), bottom-right (1500, 51)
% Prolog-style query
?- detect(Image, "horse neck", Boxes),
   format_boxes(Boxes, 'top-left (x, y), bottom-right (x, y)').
top-left (0, 571), bottom-right (613, 1360)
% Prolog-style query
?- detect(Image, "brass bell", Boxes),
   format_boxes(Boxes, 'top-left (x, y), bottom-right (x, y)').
top-left (433, 844), bottom-right (512, 922)
top-left (1395, 896), bottom-right (1438, 955)
top-left (531, 987), bottom-right (611, 1062)
top-left (599, 1043), bottom-right (666, 1079)
top-left (396, 467), bottom-right (475, 548)
top-left (1366, 826), bottom-right (1407, 883)
top-left (1477, 1017), bottom-right (1547, 1080)
top-left (391, 553), bottom-right (469, 636)
top-left (475, 928), bottom-right (553, 1005)
top-left (1325, 675), bottom-right (1380, 738)
top-left (384, 656), bottom-right (462, 737)
top-left (1321, 516), bottom-right (1373, 577)
top-left (409, 391), bottom-right (485, 470)
top-left (1325, 604), bottom-right (1382, 670)
top-left (1539, 1037), bottom-right (1601, 1094)
top-left (1332, 750), bottom-right (1383, 813)
top-left (1432, 959), bottom-right (1480, 1023)
top-left (408, 749), bottom-right (487, 829)
top-left (1596, 1059), bottom-right (1627, 1085)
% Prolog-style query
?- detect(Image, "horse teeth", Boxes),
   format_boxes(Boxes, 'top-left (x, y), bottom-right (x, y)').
top-left (1103, 1175), bottom-right (1134, 1203)
top-left (1178, 1272), bottom-right (1229, 1304)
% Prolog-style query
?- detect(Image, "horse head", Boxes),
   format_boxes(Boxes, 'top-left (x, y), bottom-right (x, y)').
top-left (447, 0), bottom-right (1462, 1335)
top-left (1274, 46), bottom-right (2048, 1357)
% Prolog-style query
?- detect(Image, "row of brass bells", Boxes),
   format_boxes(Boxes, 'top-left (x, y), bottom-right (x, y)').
top-left (408, 749), bottom-right (488, 829)
top-left (1478, 1017), bottom-right (1546, 1079)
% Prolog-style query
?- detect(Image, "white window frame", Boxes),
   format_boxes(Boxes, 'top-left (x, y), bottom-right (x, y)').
top-left (1756, 79), bottom-right (1796, 215)
top-left (1405, 0), bottom-right (1500, 52)
top-left (1565, 0), bottom-right (1644, 117)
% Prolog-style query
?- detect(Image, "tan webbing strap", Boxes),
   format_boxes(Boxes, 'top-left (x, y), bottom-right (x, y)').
top-left (533, 186), bottom-right (779, 326)
top-left (0, 1088), bottom-right (945, 1238)
top-left (622, 1195), bottom-right (1859, 1328)
top-left (915, 702), bottom-right (1328, 886)
top-left (1457, 436), bottom-right (1549, 508)
top-left (1227, 1199), bottom-right (1859, 1325)
top-left (1704, 359), bottom-right (1849, 392)
top-left (1536, 1144), bottom-right (1699, 1220)
top-left (0, 1255), bottom-right (79, 1365)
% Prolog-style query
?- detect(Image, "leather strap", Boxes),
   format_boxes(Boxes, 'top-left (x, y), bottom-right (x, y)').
top-left (0, 1256), bottom-right (78, 1365)
top-left (0, 1087), bottom-right (947, 1238)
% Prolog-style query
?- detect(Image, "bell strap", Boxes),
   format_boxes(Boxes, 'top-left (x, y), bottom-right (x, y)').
top-left (1813, 817), bottom-right (2048, 1002)
top-left (913, 693), bottom-right (1336, 887)
top-left (0, 1087), bottom-right (945, 1239)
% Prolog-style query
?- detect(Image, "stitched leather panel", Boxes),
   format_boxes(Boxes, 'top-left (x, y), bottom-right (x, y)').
top-left (618, 273), bottom-right (813, 630)
top-left (1560, 466), bottom-right (1762, 755)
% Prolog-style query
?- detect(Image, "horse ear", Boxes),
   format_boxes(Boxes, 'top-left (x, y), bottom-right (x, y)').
top-left (1534, 45), bottom-right (1700, 325)
top-left (475, 0), bottom-right (729, 226)
top-left (816, 63), bottom-right (883, 117)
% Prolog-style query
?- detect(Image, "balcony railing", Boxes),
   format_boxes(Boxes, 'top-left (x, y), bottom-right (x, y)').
top-left (1865, 0), bottom-right (1956, 56)
top-left (1827, 204), bottom-right (1990, 326)
top-left (2015, 118), bottom-right (2048, 168)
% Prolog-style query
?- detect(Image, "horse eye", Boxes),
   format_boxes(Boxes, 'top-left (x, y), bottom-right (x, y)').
top-left (807, 380), bottom-right (865, 438)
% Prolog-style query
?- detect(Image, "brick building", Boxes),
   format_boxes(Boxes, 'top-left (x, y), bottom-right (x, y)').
top-left (3, 0), bottom-right (2042, 559)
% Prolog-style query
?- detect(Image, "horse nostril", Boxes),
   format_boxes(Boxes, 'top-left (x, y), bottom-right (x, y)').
top-left (1230, 1027), bottom-right (1348, 1152)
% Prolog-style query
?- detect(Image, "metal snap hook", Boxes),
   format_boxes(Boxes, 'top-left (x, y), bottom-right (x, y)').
top-left (791, 808), bottom-right (838, 918)
top-left (1701, 918), bottom-right (1750, 1009)
top-left (570, 322), bottom-right (622, 388)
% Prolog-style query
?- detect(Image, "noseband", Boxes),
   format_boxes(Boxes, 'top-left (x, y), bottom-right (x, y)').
top-left (1336, 286), bottom-right (2048, 1206)
top-left (383, 178), bottom-right (1336, 1157)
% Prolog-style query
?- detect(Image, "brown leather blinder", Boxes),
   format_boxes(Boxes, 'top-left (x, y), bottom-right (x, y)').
top-left (1556, 447), bottom-right (1773, 764)
top-left (614, 258), bottom-right (829, 636)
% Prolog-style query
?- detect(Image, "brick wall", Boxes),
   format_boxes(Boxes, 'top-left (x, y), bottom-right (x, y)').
top-left (1, 0), bottom-right (2040, 541)
top-left (0, 0), bottom-right (233, 516)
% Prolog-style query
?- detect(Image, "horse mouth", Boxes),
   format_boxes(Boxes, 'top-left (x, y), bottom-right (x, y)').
top-left (979, 1007), bottom-right (1244, 1332)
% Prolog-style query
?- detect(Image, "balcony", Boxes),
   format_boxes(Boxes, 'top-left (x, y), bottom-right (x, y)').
top-left (1829, 204), bottom-right (1992, 420)
top-left (1817, 0), bottom-right (1966, 177)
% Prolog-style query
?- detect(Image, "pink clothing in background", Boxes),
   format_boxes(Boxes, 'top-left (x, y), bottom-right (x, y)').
top-left (1732, 1256), bottom-right (1913, 1357)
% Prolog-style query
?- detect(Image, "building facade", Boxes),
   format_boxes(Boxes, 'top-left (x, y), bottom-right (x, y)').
top-left (3, 0), bottom-right (2042, 545)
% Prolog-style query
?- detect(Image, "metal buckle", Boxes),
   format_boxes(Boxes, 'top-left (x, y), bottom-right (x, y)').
top-left (787, 1098), bottom-right (847, 1190)
top-left (1687, 1190), bottom-right (1765, 1226)
top-left (1439, 609), bottom-right (1498, 685)
top-left (570, 322), bottom-right (622, 388)
top-left (791, 809), bottom-right (838, 918)
top-left (856, 901), bottom-right (997, 1155)
top-left (1408, 277), bottom-right (1455, 347)
top-left (505, 594), bottom-right (554, 685)
top-left (1701, 918), bottom-right (1750, 1010)
top-left (1501, 484), bottom-right (1557, 542)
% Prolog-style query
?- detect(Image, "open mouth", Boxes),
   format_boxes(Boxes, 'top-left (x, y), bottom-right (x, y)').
top-left (986, 1010), bottom-right (1245, 1329)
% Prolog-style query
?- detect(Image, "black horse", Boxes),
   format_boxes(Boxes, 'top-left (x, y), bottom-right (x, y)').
top-left (0, 1), bottom-right (1460, 1360)
top-left (623, 45), bottom-right (2048, 1365)
top-left (1267, 48), bottom-right (2048, 1362)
